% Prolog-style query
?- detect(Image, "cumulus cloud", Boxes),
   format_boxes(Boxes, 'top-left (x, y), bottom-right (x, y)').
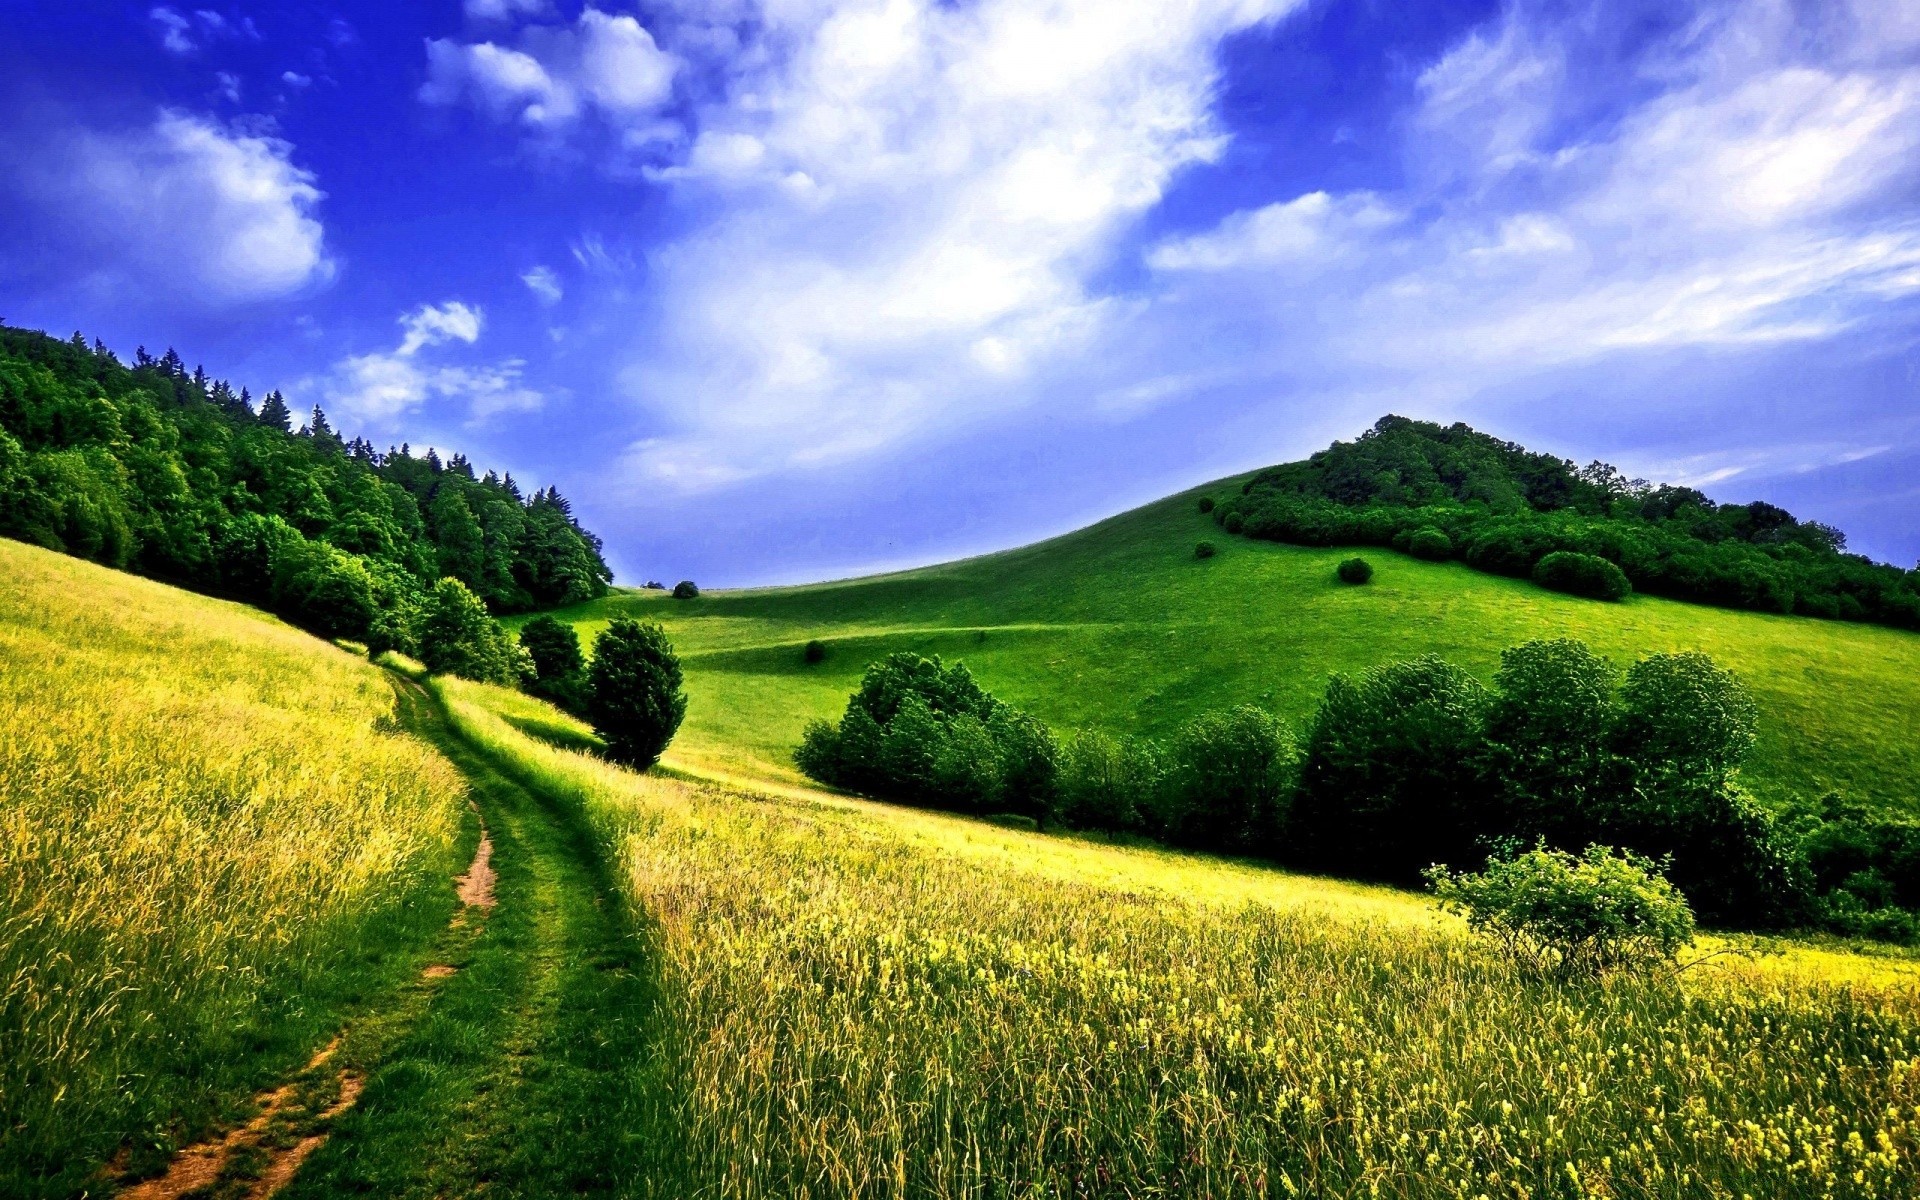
top-left (47, 110), bottom-right (332, 303)
top-left (420, 8), bottom-right (677, 131)
top-left (613, 0), bottom-right (1303, 488)
top-left (320, 301), bottom-right (542, 426)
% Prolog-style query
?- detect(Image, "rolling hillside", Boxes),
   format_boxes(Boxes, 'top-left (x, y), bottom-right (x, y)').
top-left (528, 481), bottom-right (1920, 812)
top-left (0, 538), bottom-right (466, 1194)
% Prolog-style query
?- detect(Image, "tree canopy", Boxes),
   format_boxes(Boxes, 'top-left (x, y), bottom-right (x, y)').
top-left (0, 323), bottom-right (612, 645)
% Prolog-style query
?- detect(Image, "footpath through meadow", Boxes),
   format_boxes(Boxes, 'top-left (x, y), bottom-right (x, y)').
top-left (121, 677), bottom-right (664, 1200)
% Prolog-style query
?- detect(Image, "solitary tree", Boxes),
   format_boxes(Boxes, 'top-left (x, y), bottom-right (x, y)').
top-left (587, 618), bottom-right (687, 769)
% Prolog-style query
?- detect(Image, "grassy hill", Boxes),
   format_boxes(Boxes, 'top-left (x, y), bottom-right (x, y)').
top-left (526, 480), bottom-right (1920, 812)
top-left (0, 538), bottom-right (465, 1194)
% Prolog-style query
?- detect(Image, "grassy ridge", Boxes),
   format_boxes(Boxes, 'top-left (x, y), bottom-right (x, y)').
top-left (440, 676), bottom-right (1920, 1199)
top-left (527, 485), bottom-right (1920, 810)
top-left (0, 539), bottom-right (465, 1194)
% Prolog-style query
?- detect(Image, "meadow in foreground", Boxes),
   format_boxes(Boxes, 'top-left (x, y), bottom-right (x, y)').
top-left (0, 540), bottom-right (465, 1193)
top-left (440, 674), bottom-right (1920, 1200)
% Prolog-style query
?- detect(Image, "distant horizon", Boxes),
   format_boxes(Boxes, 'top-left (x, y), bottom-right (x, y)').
top-left (6, 1), bottom-right (1919, 586)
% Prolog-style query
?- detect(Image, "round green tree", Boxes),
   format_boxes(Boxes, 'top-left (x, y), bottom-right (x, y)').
top-left (418, 577), bottom-right (522, 684)
top-left (587, 618), bottom-right (688, 769)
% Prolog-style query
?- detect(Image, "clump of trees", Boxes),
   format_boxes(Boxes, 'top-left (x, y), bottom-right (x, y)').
top-left (796, 654), bottom-right (1058, 822)
top-left (1210, 415), bottom-right (1920, 629)
top-left (0, 324), bottom-right (612, 648)
top-left (796, 640), bottom-right (1914, 940)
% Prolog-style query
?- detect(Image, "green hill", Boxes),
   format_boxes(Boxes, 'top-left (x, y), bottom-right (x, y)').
top-left (527, 480), bottom-right (1920, 814)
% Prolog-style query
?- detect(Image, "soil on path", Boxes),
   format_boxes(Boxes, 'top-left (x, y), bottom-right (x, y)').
top-left (112, 675), bottom-right (661, 1199)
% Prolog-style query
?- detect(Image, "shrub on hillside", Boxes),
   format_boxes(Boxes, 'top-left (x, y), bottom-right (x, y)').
top-left (1292, 656), bottom-right (1490, 879)
top-left (520, 615), bottom-right (588, 713)
top-left (796, 653), bottom-right (1059, 818)
top-left (1482, 639), bottom-right (1617, 841)
top-left (1197, 496), bottom-right (1215, 513)
top-left (1428, 845), bottom-right (1696, 978)
top-left (1533, 551), bottom-right (1632, 601)
top-left (1056, 731), bottom-right (1161, 834)
top-left (586, 618), bottom-right (687, 770)
top-left (1155, 707), bottom-right (1295, 854)
top-left (1402, 526), bottom-right (1452, 561)
top-left (418, 577), bottom-right (525, 685)
top-left (1194, 541), bottom-right (1216, 560)
top-left (1337, 557), bottom-right (1373, 584)
top-left (803, 638), bottom-right (828, 664)
top-left (672, 580), bottom-right (700, 599)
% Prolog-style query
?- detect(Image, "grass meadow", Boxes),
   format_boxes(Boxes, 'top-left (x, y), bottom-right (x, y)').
top-left (526, 484), bottom-right (1920, 814)
top-left (439, 673), bottom-right (1920, 1199)
top-left (0, 540), bottom-right (466, 1194)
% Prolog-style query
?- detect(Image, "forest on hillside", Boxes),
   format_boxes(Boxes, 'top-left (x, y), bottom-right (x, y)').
top-left (1211, 416), bottom-right (1920, 629)
top-left (0, 324), bottom-right (610, 645)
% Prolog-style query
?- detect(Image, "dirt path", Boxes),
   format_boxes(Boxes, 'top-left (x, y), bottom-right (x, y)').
top-left (268, 676), bottom-right (665, 1198)
top-left (115, 743), bottom-right (506, 1200)
top-left (110, 676), bottom-right (660, 1199)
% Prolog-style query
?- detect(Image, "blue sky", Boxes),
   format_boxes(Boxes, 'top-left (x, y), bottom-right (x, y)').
top-left (4, 1), bottom-right (1919, 584)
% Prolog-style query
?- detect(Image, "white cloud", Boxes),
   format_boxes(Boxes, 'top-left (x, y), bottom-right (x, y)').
top-left (612, 0), bottom-right (1302, 489)
top-left (1132, 0), bottom-right (1920, 407)
top-left (421, 9), bottom-right (678, 131)
top-left (320, 301), bottom-right (542, 426)
top-left (54, 110), bottom-right (331, 302)
top-left (1147, 191), bottom-right (1399, 271)
top-left (148, 7), bottom-right (254, 55)
top-left (521, 264), bottom-right (563, 304)
top-left (282, 71), bottom-right (313, 88)
top-left (150, 7), bottom-right (195, 54)
top-left (398, 301), bottom-right (484, 355)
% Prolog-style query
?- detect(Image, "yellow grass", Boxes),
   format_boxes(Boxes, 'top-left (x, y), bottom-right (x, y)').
top-left (440, 675), bottom-right (1920, 1199)
top-left (0, 540), bottom-right (464, 1187)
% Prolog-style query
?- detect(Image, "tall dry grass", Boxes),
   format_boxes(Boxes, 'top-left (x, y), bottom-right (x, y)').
top-left (439, 673), bottom-right (1920, 1199)
top-left (0, 540), bottom-right (463, 1188)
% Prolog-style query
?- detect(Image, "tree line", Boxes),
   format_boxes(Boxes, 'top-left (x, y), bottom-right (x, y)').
top-left (797, 644), bottom-right (1920, 941)
top-left (1210, 415), bottom-right (1920, 628)
top-left (0, 324), bottom-right (611, 651)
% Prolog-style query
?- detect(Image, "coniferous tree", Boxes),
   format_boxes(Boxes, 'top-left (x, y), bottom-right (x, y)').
top-left (257, 390), bottom-right (292, 431)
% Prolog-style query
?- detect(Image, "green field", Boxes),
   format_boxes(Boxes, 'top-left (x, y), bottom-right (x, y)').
top-left (526, 482), bottom-right (1920, 811)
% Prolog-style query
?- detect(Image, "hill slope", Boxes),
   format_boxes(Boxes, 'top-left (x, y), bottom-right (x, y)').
top-left (0, 538), bottom-right (465, 1193)
top-left (531, 481), bottom-right (1920, 812)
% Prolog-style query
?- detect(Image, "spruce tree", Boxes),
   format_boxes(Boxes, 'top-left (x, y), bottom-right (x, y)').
top-left (257, 390), bottom-right (293, 431)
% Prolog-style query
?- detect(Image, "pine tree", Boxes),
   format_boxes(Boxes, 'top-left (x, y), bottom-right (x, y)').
top-left (257, 390), bottom-right (293, 431)
top-left (238, 386), bottom-right (254, 417)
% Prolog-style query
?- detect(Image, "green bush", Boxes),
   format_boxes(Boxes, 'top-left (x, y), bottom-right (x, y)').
top-left (1336, 557), bottom-right (1373, 584)
top-left (1404, 526), bottom-right (1452, 561)
top-left (1157, 707), bottom-right (1295, 854)
top-left (586, 618), bottom-right (687, 770)
top-left (795, 653), bottom-right (1058, 817)
top-left (1293, 656), bottom-right (1490, 879)
top-left (418, 577), bottom-right (524, 685)
top-left (803, 639), bottom-right (827, 664)
top-left (1533, 551), bottom-right (1632, 601)
top-left (520, 615), bottom-right (588, 713)
top-left (1428, 845), bottom-right (1696, 978)
top-left (672, 580), bottom-right (700, 599)
top-left (1056, 731), bottom-right (1161, 834)
top-left (1196, 496), bottom-right (1215, 514)
top-left (1194, 541), bottom-right (1216, 560)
